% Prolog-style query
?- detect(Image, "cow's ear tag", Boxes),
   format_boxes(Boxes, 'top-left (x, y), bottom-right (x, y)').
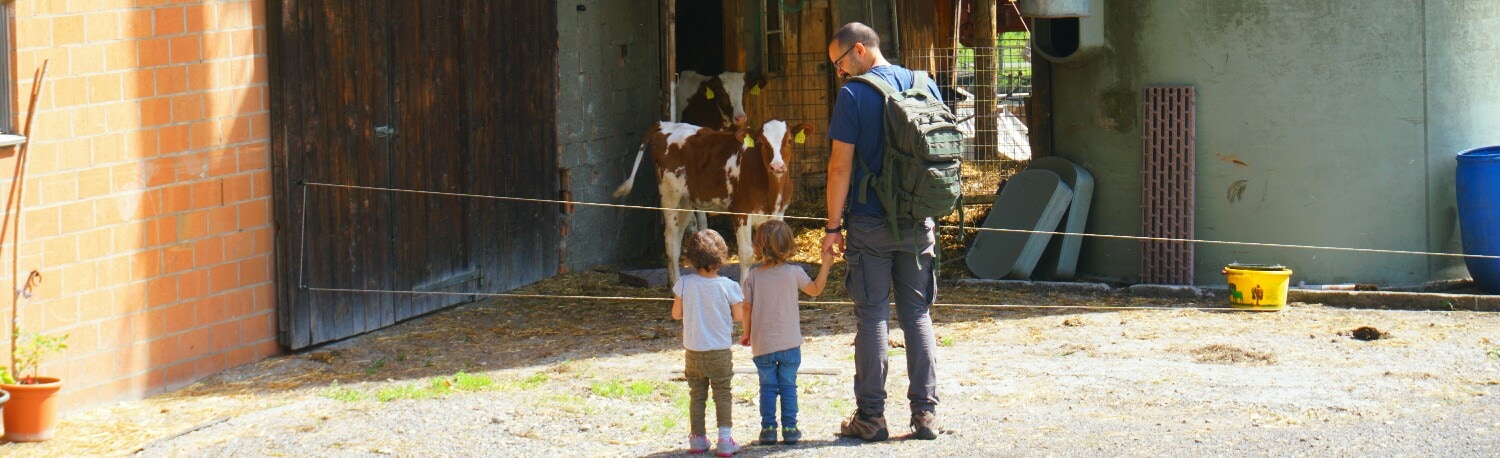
top-left (705, 88), bottom-right (715, 100)
top-left (794, 130), bottom-right (806, 144)
top-left (742, 135), bottom-right (755, 148)
top-left (750, 85), bottom-right (761, 96)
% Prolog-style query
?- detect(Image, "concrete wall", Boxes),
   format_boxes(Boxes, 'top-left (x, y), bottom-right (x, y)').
top-left (1050, 0), bottom-right (1500, 285)
top-left (5, 0), bottom-right (277, 413)
top-left (556, 0), bottom-right (665, 272)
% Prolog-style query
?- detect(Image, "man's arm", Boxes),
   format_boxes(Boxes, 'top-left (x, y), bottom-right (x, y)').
top-left (822, 139), bottom-right (855, 255)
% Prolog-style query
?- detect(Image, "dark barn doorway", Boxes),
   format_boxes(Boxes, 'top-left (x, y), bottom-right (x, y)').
top-left (675, 0), bottom-right (726, 75)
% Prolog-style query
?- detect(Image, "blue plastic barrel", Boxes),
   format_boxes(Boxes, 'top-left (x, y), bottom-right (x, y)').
top-left (1457, 145), bottom-right (1500, 293)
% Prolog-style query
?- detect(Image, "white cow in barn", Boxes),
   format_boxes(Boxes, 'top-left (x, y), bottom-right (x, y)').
top-left (614, 120), bottom-right (811, 287)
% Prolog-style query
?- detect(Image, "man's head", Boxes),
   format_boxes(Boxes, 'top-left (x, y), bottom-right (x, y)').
top-left (828, 22), bottom-right (883, 78)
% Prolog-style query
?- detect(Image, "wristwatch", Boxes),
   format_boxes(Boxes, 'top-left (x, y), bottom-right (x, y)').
top-left (824, 225), bottom-right (844, 233)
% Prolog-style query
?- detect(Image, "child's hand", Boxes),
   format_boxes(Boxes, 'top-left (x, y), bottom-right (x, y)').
top-left (821, 247), bottom-right (837, 265)
top-left (739, 334), bottom-right (750, 346)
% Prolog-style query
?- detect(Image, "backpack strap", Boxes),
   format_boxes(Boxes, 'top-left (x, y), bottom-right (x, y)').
top-left (847, 75), bottom-right (896, 209)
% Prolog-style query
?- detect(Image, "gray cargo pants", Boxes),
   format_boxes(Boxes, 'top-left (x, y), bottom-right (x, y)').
top-left (844, 213), bottom-right (939, 417)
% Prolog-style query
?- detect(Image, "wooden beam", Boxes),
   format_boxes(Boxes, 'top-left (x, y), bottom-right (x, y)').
top-left (972, 0), bottom-right (998, 161)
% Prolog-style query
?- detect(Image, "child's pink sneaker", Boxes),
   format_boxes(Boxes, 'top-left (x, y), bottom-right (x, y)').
top-left (688, 435), bottom-right (710, 453)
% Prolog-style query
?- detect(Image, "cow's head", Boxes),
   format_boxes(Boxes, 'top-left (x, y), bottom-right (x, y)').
top-left (717, 72), bottom-right (765, 128)
top-left (744, 120), bottom-right (813, 178)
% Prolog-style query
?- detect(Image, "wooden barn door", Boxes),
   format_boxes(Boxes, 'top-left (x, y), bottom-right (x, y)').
top-left (271, 1), bottom-right (559, 349)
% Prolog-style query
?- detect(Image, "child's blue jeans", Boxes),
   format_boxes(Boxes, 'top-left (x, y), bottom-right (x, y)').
top-left (752, 346), bottom-right (800, 428)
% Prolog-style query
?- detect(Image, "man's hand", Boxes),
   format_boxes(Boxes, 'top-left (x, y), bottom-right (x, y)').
top-left (739, 334), bottom-right (751, 347)
top-left (821, 232), bottom-right (845, 256)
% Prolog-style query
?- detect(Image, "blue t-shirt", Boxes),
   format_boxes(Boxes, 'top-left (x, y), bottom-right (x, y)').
top-left (827, 65), bottom-right (944, 218)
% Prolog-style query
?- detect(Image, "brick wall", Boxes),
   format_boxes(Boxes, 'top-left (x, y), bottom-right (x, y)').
top-left (2, 0), bottom-right (277, 413)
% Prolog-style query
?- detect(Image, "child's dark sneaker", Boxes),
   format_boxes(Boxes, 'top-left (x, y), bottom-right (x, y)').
top-left (758, 427), bottom-right (779, 445)
top-left (781, 426), bottom-right (802, 445)
top-left (838, 411), bottom-right (888, 442)
top-left (911, 411), bottom-right (938, 440)
top-left (688, 434), bottom-right (711, 453)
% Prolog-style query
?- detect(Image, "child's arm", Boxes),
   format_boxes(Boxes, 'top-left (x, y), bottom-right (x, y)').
top-left (731, 300), bottom-right (746, 322)
top-left (739, 302), bottom-right (753, 346)
top-left (801, 249), bottom-right (837, 297)
top-left (671, 296), bottom-right (684, 320)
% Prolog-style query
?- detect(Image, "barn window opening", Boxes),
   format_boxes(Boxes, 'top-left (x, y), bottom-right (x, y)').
top-left (676, 0), bottom-right (726, 75)
top-left (762, 0), bottom-right (786, 75)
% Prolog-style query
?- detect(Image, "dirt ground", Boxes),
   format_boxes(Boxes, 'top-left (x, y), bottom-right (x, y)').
top-left (2, 268), bottom-right (1498, 457)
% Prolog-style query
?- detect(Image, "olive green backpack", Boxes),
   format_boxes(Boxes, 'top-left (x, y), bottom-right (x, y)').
top-left (851, 70), bottom-right (964, 242)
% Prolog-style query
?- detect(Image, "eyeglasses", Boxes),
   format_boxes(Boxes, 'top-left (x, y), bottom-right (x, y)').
top-left (831, 44), bottom-right (856, 78)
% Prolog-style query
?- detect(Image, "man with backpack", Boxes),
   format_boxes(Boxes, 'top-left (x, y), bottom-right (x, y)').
top-left (822, 22), bottom-right (963, 442)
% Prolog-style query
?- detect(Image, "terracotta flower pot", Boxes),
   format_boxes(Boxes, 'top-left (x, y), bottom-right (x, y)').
top-left (1, 377), bottom-right (62, 442)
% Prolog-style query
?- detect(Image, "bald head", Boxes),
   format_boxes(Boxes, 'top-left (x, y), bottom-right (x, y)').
top-left (831, 22), bottom-right (880, 50)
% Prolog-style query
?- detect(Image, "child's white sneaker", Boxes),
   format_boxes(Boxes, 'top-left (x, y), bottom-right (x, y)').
top-left (688, 435), bottom-right (710, 453)
top-left (715, 436), bottom-right (741, 456)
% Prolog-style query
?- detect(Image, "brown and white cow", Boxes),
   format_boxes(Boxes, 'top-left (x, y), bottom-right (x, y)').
top-left (674, 71), bottom-right (766, 131)
top-left (614, 120), bottom-right (812, 287)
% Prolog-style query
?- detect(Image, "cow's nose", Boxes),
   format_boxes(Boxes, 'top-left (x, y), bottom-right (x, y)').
top-left (733, 114), bottom-right (748, 125)
top-left (770, 161), bottom-right (786, 175)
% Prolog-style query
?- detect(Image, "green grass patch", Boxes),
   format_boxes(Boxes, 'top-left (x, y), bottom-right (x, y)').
top-left (1488, 348), bottom-right (1500, 360)
top-left (454, 371), bottom-right (494, 390)
top-left (376, 383), bottom-right (432, 402)
top-left (321, 381), bottom-right (366, 402)
top-left (591, 379), bottom-right (657, 399)
top-left (363, 358), bottom-right (386, 375)
top-left (940, 335), bottom-right (955, 347)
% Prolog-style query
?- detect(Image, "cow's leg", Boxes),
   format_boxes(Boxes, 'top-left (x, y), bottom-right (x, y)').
top-left (733, 214), bottom-right (763, 287)
top-left (693, 211), bottom-right (709, 234)
top-left (664, 207), bottom-right (688, 288)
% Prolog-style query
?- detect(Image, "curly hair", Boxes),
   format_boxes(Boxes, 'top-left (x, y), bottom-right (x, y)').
top-left (684, 229), bottom-right (729, 272)
top-left (753, 220), bottom-right (796, 265)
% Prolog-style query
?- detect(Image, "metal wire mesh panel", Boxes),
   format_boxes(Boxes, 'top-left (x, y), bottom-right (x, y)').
top-left (1141, 86), bottom-right (1196, 285)
top-left (757, 35), bottom-right (1033, 193)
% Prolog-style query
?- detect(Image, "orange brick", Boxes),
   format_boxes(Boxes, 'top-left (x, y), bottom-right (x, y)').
top-left (43, 172), bottom-right (80, 205)
top-left (69, 323), bottom-right (104, 356)
top-left (180, 327), bottom-right (211, 360)
top-left (238, 255), bottom-right (268, 285)
top-left (108, 102), bottom-right (143, 134)
top-left (79, 167), bottom-right (113, 199)
top-left (25, 206), bottom-right (61, 238)
top-left (248, 114), bottom-right (270, 141)
top-left (191, 180), bottom-right (221, 209)
top-left (31, 48), bottom-right (72, 84)
top-left (59, 137), bottom-right (96, 170)
top-left (123, 10), bottom-right (155, 39)
top-left (250, 57), bottom-right (269, 84)
top-left (158, 124), bottom-right (190, 155)
top-left (205, 206), bottom-right (237, 238)
top-left (106, 42), bottom-right (140, 72)
top-left (179, 269), bottom-right (208, 300)
top-left (141, 97), bottom-right (172, 127)
top-left (188, 121), bottom-right (216, 150)
top-left (237, 199), bottom-right (268, 227)
top-left (146, 217), bottom-right (176, 247)
top-left (185, 5), bottom-right (217, 33)
top-left (170, 36), bottom-right (202, 64)
top-left (99, 314), bottom-right (136, 348)
top-left (155, 66), bottom-right (188, 96)
top-left (186, 63), bottom-right (213, 91)
top-left (195, 294), bottom-right (226, 325)
top-left (223, 231), bottom-right (253, 261)
top-left (71, 44), bottom-right (108, 76)
top-left (133, 248), bottom-right (165, 281)
top-left (145, 156), bottom-right (178, 187)
top-left (162, 184), bottom-right (192, 215)
top-left (164, 243), bottom-right (194, 274)
top-left (239, 147), bottom-right (268, 172)
top-left (85, 12), bottom-right (121, 43)
top-left (220, 2), bottom-right (251, 29)
top-left (209, 321), bottom-right (239, 351)
top-left (91, 133), bottom-right (127, 165)
top-left (205, 149), bottom-right (238, 178)
top-left (221, 116), bottom-right (252, 144)
top-left (54, 15), bottom-right (87, 46)
top-left (78, 228), bottom-right (113, 262)
top-left (154, 7), bottom-right (185, 36)
top-left (60, 200), bottom-right (98, 234)
top-left (17, 18), bottom-right (53, 49)
top-left (224, 289), bottom-right (254, 317)
top-left (201, 31), bottom-right (231, 61)
top-left (76, 106), bottom-right (111, 137)
top-left (180, 211), bottom-right (210, 241)
top-left (195, 353), bottom-right (228, 378)
top-left (40, 297), bottom-right (80, 331)
top-left (80, 289), bottom-right (115, 321)
top-left (138, 38), bottom-right (171, 68)
top-left (221, 174), bottom-right (251, 203)
top-left (250, 1), bottom-right (267, 27)
top-left (165, 300), bottom-right (195, 336)
top-left (208, 262), bottom-right (237, 292)
top-left (171, 93), bottom-right (204, 122)
top-left (100, 254), bottom-right (135, 286)
top-left (228, 29), bottom-right (255, 58)
top-left (148, 335), bottom-right (178, 364)
top-left (44, 234), bottom-right (80, 266)
top-left (54, 76), bottom-right (90, 108)
top-left (241, 311), bottom-right (273, 341)
top-left (88, 73), bottom-right (123, 103)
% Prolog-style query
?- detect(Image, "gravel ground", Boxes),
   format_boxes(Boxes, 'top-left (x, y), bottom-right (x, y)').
top-left (4, 275), bottom-right (1499, 457)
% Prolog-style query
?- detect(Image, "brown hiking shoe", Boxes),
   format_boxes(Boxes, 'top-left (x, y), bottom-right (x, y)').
top-left (839, 411), bottom-right (889, 442)
top-left (911, 411), bottom-right (938, 440)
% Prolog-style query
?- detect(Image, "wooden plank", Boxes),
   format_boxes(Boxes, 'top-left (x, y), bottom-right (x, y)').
top-left (972, 0), bottom-right (999, 162)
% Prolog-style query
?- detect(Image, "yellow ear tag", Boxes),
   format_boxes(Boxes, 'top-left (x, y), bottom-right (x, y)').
top-left (705, 87), bottom-right (715, 100)
top-left (794, 130), bottom-right (806, 144)
top-left (742, 136), bottom-right (755, 148)
top-left (750, 85), bottom-right (761, 96)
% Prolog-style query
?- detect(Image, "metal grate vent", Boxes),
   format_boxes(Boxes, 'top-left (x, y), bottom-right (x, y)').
top-left (1140, 86), bottom-right (1196, 285)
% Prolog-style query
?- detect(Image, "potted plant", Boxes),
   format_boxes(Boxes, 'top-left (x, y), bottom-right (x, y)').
top-left (2, 326), bottom-right (67, 442)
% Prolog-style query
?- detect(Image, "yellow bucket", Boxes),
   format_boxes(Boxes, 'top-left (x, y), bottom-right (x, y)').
top-left (1221, 263), bottom-right (1293, 310)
